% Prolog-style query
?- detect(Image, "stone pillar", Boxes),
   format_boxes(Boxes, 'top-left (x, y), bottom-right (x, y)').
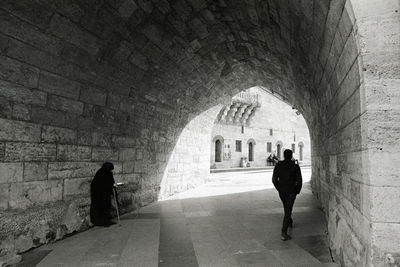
top-left (351, 0), bottom-right (400, 265)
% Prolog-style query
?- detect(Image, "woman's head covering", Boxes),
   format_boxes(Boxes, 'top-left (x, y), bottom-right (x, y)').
top-left (102, 162), bottom-right (114, 171)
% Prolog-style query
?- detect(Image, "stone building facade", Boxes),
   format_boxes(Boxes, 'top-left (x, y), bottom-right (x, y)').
top-left (210, 87), bottom-right (311, 168)
top-left (0, 0), bottom-right (399, 266)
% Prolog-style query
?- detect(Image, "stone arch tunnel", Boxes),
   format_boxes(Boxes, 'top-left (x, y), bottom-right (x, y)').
top-left (0, 0), bottom-right (399, 266)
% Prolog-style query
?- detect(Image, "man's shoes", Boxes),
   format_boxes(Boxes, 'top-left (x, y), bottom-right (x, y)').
top-left (281, 233), bottom-right (292, 241)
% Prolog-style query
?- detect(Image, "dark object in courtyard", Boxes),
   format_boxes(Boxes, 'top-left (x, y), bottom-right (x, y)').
top-left (267, 153), bottom-right (279, 166)
top-left (272, 149), bottom-right (303, 241)
top-left (90, 162), bottom-right (116, 227)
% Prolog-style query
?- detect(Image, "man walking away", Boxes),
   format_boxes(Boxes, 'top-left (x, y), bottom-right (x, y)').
top-left (272, 149), bottom-right (302, 241)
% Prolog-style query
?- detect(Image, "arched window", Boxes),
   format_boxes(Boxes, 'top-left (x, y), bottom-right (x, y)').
top-left (248, 143), bottom-right (253, 161)
top-left (215, 139), bottom-right (222, 162)
top-left (247, 139), bottom-right (256, 162)
top-left (298, 142), bottom-right (304, 161)
top-left (276, 141), bottom-right (283, 160)
top-left (213, 135), bottom-right (224, 163)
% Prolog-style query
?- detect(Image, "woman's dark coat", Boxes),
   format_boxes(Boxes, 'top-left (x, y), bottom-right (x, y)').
top-left (90, 163), bottom-right (115, 226)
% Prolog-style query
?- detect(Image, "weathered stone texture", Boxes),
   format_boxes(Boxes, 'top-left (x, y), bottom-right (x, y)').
top-left (30, 107), bottom-right (70, 128)
top-left (57, 145), bottom-right (91, 161)
top-left (79, 86), bottom-right (107, 106)
top-left (118, 0), bottom-right (138, 19)
top-left (0, 56), bottom-right (39, 88)
top-left (0, 163), bottom-right (23, 183)
top-left (63, 177), bottom-right (91, 199)
top-left (48, 162), bottom-right (99, 180)
top-left (49, 14), bottom-right (101, 55)
top-left (38, 71), bottom-right (80, 100)
top-left (9, 180), bottom-right (63, 209)
top-left (92, 147), bottom-right (119, 161)
top-left (119, 148), bottom-right (136, 161)
top-left (23, 162), bottom-right (48, 182)
top-left (0, 119), bottom-right (41, 142)
top-left (0, 10), bottom-right (64, 55)
top-left (41, 126), bottom-right (77, 144)
top-left (5, 143), bottom-right (57, 162)
top-left (0, 96), bottom-right (12, 119)
top-left (0, 142), bottom-right (5, 162)
top-left (0, 183), bottom-right (9, 209)
top-left (12, 104), bottom-right (31, 121)
top-left (0, 80), bottom-right (46, 106)
top-left (48, 95), bottom-right (84, 115)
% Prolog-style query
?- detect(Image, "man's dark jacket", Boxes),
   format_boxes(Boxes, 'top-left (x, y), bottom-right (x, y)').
top-left (272, 160), bottom-right (302, 194)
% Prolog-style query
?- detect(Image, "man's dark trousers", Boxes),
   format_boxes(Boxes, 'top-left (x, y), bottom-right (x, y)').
top-left (279, 192), bottom-right (296, 234)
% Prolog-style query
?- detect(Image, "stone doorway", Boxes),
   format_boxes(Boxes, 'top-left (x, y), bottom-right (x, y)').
top-left (215, 139), bottom-right (222, 163)
top-left (248, 142), bottom-right (254, 162)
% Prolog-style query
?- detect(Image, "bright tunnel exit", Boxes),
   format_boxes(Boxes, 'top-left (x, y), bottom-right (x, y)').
top-left (210, 86), bottom-right (311, 170)
top-left (158, 86), bottom-right (311, 201)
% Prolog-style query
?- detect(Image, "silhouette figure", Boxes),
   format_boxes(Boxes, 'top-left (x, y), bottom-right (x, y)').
top-left (90, 162), bottom-right (116, 227)
top-left (272, 149), bottom-right (302, 241)
top-left (268, 153), bottom-right (279, 166)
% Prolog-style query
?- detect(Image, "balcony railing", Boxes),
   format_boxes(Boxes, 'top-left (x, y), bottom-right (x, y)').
top-left (232, 92), bottom-right (260, 106)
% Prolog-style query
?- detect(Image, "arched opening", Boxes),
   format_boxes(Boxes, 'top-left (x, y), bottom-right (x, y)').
top-left (245, 138), bottom-right (257, 163)
top-left (210, 134), bottom-right (225, 168)
top-left (215, 139), bottom-right (222, 162)
top-left (248, 142), bottom-right (253, 162)
top-left (0, 0), bottom-right (397, 266)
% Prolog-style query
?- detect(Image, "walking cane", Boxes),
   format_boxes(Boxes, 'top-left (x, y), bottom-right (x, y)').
top-left (112, 185), bottom-right (121, 226)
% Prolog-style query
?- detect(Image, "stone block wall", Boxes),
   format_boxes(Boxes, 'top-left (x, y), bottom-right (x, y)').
top-left (310, 0), bottom-right (400, 266)
top-left (308, 1), bottom-right (370, 266)
top-left (354, 0), bottom-right (400, 265)
top-left (0, 1), bottom-right (180, 261)
top-left (159, 106), bottom-right (221, 200)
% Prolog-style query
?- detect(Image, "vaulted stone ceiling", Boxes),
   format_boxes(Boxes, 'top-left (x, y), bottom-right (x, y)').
top-left (2, 0), bottom-right (356, 127)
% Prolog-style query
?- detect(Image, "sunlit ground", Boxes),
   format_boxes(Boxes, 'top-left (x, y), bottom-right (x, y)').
top-left (163, 166), bottom-right (312, 200)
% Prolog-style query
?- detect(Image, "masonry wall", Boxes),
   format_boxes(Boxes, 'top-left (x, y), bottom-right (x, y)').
top-left (308, 1), bottom-right (371, 266)
top-left (353, 0), bottom-right (400, 265)
top-left (0, 1), bottom-right (187, 261)
top-left (159, 106), bottom-right (221, 200)
top-left (309, 1), bottom-right (400, 266)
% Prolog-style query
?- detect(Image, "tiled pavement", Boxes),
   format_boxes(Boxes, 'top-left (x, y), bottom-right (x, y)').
top-left (15, 168), bottom-right (339, 267)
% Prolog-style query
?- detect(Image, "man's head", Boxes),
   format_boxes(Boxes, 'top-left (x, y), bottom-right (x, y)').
top-left (283, 149), bottom-right (293, 160)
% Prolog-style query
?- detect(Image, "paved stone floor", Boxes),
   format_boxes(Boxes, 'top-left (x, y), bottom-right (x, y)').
top-left (15, 167), bottom-right (338, 267)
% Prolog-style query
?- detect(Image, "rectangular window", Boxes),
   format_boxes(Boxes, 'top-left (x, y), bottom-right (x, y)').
top-left (291, 143), bottom-right (295, 153)
top-left (236, 140), bottom-right (242, 152)
top-left (241, 125), bottom-right (244, 134)
top-left (269, 128), bottom-right (273, 136)
top-left (267, 142), bottom-right (272, 153)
